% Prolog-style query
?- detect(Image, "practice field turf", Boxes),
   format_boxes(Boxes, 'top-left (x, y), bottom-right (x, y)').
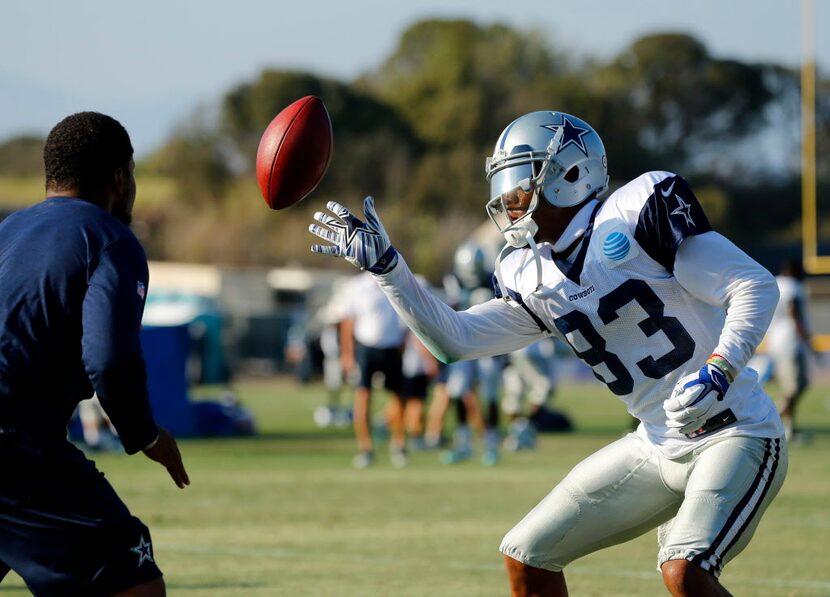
top-left (2, 376), bottom-right (829, 596)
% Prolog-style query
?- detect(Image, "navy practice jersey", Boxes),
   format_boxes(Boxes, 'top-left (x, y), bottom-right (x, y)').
top-left (0, 197), bottom-right (157, 453)
top-left (375, 172), bottom-right (783, 457)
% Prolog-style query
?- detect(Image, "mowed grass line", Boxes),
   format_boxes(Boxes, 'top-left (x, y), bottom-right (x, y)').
top-left (2, 377), bottom-right (828, 596)
top-left (0, 176), bottom-right (177, 209)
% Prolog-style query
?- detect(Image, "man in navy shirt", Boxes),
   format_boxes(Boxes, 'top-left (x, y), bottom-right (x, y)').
top-left (0, 112), bottom-right (189, 596)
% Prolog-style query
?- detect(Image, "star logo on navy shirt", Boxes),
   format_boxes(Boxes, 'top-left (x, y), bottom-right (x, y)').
top-left (130, 534), bottom-right (154, 566)
top-left (671, 195), bottom-right (695, 226)
top-left (541, 116), bottom-right (591, 157)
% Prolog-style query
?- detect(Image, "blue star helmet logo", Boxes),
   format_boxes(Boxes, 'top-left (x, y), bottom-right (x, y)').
top-left (541, 115), bottom-right (591, 157)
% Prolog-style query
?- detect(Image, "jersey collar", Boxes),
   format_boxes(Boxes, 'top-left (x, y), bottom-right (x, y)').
top-left (553, 201), bottom-right (603, 285)
top-left (552, 199), bottom-right (599, 254)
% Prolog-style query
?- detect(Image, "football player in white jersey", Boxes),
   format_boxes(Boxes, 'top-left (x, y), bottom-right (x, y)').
top-left (765, 259), bottom-right (813, 441)
top-left (309, 111), bottom-right (787, 596)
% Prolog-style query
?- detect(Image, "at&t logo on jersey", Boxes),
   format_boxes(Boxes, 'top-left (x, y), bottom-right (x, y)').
top-left (600, 227), bottom-right (639, 267)
top-left (603, 232), bottom-right (630, 261)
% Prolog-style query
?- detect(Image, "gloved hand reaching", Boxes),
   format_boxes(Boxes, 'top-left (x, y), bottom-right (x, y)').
top-left (664, 354), bottom-right (735, 436)
top-left (309, 196), bottom-right (399, 274)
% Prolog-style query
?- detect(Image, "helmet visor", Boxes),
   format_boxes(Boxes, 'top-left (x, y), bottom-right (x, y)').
top-left (489, 163), bottom-right (535, 202)
top-left (486, 165), bottom-right (539, 232)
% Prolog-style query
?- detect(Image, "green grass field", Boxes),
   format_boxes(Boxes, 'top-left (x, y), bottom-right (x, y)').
top-left (2, 377), bottom-right (829, 596)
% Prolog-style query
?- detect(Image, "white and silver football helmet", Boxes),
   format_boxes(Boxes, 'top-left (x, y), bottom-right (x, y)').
top-left (453, 240), bottom-right (489, 289)
top-left (452, 238), bottom-right (500, 290)
top-left (485, 111), bottom-right (609, 249)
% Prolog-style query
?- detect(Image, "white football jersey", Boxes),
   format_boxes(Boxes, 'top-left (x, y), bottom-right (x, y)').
top-left (341, 272), bottom-right (407, 349)
top-left (765, 275), bottom-right (810, 356)
top-left (495, 171), bottom-right (782, 456)
top-left (376, 171), bottom-right (783, 457)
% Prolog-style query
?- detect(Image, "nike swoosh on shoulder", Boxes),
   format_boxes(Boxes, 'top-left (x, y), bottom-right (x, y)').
top-left (660, 180), bottom-right (676, 197)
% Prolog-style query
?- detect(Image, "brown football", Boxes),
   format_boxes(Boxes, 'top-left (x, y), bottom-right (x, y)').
top-left (255, 95), bottom-right (333, 210)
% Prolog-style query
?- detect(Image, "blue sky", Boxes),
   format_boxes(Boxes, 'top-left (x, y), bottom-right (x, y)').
top-left (1, 0), bottom-right (826, 157)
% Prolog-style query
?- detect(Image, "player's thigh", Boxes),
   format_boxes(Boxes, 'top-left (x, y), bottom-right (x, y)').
top-left (501, 365), bottom-right (524, 415)
top-left (476, 356), bottom-right (504, 404)
top-left (794, 350), bottom-right (809, 395)
top-left (0, 435), bottom-right (162, 596)
top-left (445, 361), bottom-right (476, 399)
top-left (355, 343), bottom-right (385, 389)
top-left (401, 374), bottom-right (429, 401)
top-left (378, 347), bottom-right (403, 394)
top-left (500, 433), bottom-right (680, 572)
top-left (659, 435), bottom-right (788, 577)
top-left (772, 353), bottom-right (800, 397)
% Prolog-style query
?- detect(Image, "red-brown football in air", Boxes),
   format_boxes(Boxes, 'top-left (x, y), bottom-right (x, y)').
top-left (256, 95), bottom-right (333, 209)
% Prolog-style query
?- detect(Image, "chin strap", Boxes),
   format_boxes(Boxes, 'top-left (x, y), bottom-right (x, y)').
top-left (493, 244), bottom-right (511, 299)
top-left (527, 235), bottom-right (544, 294)
top-left (494, 231), bottom-right (544, 300)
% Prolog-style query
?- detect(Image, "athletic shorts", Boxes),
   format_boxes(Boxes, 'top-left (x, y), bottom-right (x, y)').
top-left (435, 362), bottom-right (449, 384)
top-left (501, 346), bottom-right (556, 415)
top-left (500, 432), bottom-right (787, 578)
top-left (445, 360), bottom-right (477, 399)
top-left (0, 429), bottom-right (162, 596)
top-left (401, 374), bottom-right (429, 400)
top-left (445, 358), bottom-right (504, 403)
top-left (355, 343), bottom-right (403, 394)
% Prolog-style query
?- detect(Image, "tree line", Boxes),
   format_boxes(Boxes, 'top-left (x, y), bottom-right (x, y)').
top-left (1, 19), bottom-right (828, 280)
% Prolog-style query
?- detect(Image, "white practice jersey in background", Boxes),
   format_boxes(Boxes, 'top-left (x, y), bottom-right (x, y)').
top-left (341, 271), bottom-right (407, 349)
top-left (765, 275), bottom-right (810, 357)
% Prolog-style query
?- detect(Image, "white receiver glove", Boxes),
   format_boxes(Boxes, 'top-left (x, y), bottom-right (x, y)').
top-left (664, 355), bottom-right (735, 437)
top-left (309, 196), bottom-right (399, 274)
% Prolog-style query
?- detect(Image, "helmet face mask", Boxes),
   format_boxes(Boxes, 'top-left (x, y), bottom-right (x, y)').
top-left (485, 111), bottom-right (609, 247)
top-left (486, 167), bottom-right (540, 248)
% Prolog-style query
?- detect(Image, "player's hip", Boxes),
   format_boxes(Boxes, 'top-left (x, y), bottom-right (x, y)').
top-left (499, 432), bottom-right (788, 574)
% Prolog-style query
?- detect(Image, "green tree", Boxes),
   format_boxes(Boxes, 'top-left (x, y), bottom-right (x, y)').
top-left (141, 111), bottom-right (232, 205)
top-left (130, 19), bottom-right (825, 271)
top-left (593, 34), bottom-right (775, 177)
top-left (220, 69), bottom-right (420, 201)
top-left (359, 19), bottom-right (571, 149)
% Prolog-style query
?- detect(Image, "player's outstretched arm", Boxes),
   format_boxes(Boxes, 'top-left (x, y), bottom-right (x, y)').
top-left (308, 197), bottom-right (544, 362)
top-left (142, 427), bottom-right (190, 488)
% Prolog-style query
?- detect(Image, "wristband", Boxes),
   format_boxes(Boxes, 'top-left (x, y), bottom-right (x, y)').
top-left (366, 246), bottom-right (399, 275)
top-left (706, 353), bottom-right (736, 383)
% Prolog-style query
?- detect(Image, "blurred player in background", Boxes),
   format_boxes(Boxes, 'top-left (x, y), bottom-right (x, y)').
top-left (339, 271), bottom-right (409, 468)
top-left (310, 110), bottom-right (787, 596)
top-left (434, 241), bottom-right (505, 466)
top-left (423, 363), bottom-right (451, 449)
top-left (766, 259), bottom-right (813, 442)
top-left (304, 279), bottom-right (353, 429)
top-left (400, 331), bottom-right (439, 450)
top-left (0, 112), bottom-right (189, 596)
top-left (501, 337), bottom-right (572, 452)
top-left (77, 394), bottom-right (122, 452)
top-left (436, 359), bottom-right (485, 464)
